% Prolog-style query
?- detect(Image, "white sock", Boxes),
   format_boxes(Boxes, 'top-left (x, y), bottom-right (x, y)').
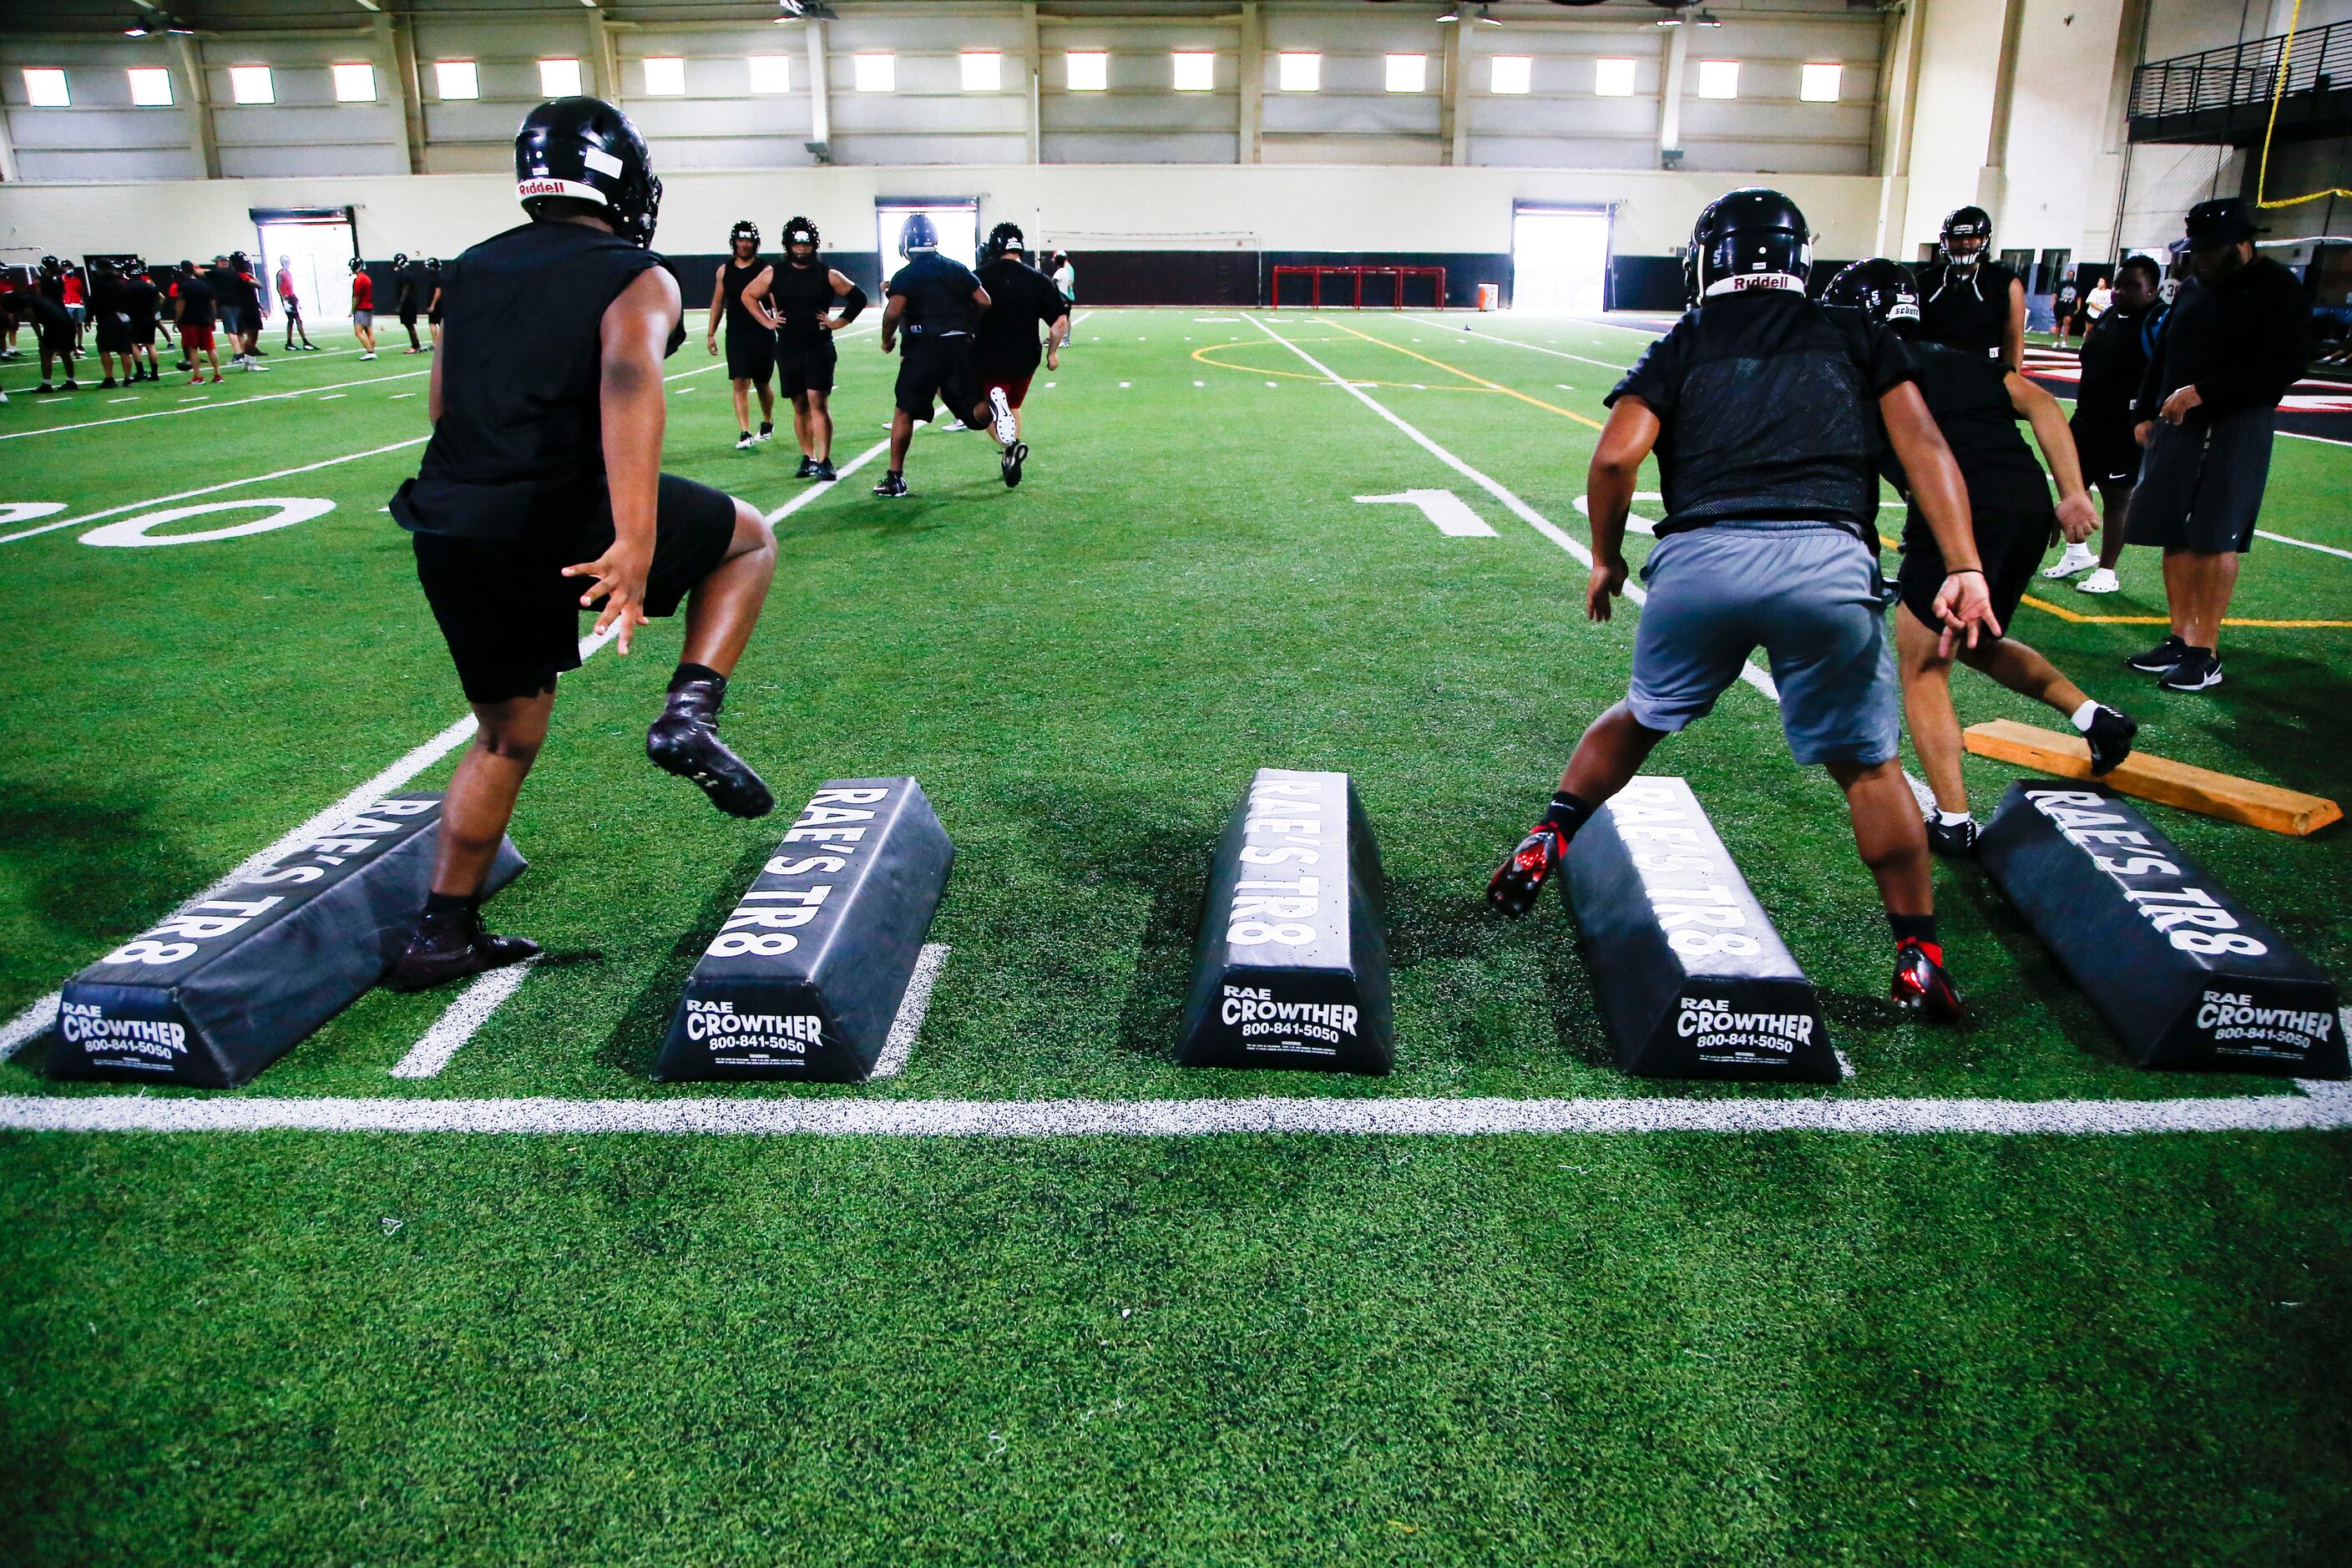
top-left (2070, 699), bottom-right (2099, 732)
top-left (1938, 808), bottom-right (1973, 827)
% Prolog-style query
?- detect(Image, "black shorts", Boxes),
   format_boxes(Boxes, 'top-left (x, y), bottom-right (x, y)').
top-left (409, 473), bottom-right (738, 706)
top-left (776, 338), bottom-right (837, 397)
top-left (2069, 412), bottom-right (2142, 489)
top-left (1897, 503), bottom-right (2052, 644)
top-left (2125, 410), bottom-right (2272, 555)
top-left (95, 319), bottom-right (130, 352)
top-left (129, 321), bottom-right (156, 346)
top-left (893, 336), bottom-right (979, 423)
top-left (726, 327), bottom-right (775, 384)
top-left (399, 307), bottom-right (418, 326)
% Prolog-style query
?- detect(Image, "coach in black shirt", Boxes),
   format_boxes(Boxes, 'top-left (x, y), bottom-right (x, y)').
top-left (2121, 198), bottom-right (2310, 693)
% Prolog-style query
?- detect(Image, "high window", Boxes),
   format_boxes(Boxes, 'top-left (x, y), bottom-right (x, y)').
top-left (1594, 58), bottom-right (1636, 98)
top-left (642, 57), bottom-right (685, 97)
top-left (749, 55), bottom-right (792, 94)
top-left (1385, 53), bottom-right (1427, 94)
top-left (331, 62), bottom-right (377, 102)
top-left (961, 51), bottom-right (1002, 92)
top-left (432, 61), bottom-right (477, 101)
top-left (1279, 53), bottom-right (1320, 92)
top-left (1490, 55), bottom-right (1532, 95)
top-left (1066, 51), bottom-right (1109, 92)
top-left (1172, 51), bottom-right (1215, 92)
top-left (539, 58), bottom-right (584, 98)
top-left (127, 67), bottom-right (174, 107)
top-left (231, 64), bottom-right (277, 104)
top-left (853, 53), bottom-right (895, 93)
top-left (22, 68), bottom-right (68, 108)
top-left (1799, 62), bottom-right (1842, 102)
top-left (1697, 59), bottom-right (1739, 99)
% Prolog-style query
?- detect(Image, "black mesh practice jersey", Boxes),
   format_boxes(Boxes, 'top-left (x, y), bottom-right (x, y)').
top-left (769, 261), bottom-right (839, 351)
top-left (1912, 258), bottom-right (2018, 360)
top-left (719, 259), bottom-right (768, 339)
top-left (1607, 289), bottom-right (1919, 543)
top-left (886, 253), bottom-right (983, 342)
top-left (1886, 342), bottom-right (2049, 517)
top-left (2074, 301), bottom-right (2165, 427)
top-left (391, 220), bottom-right (665, 539)
top-left (973, 258), bottom-right (1070, 376)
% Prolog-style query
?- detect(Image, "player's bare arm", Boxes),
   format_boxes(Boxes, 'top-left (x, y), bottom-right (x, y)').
top-left (2002, 276), bottom-right (2026, 371)
top-left (2006, 371), bottom-right (2097, 541)
top-left (705, 264), bottom-right (726, 355)
top-left (564, 265), bottom-right (678, 655)
top-left (878, 292), bottom-right (906, 353)
top-left (1583, 397), bottom-right (1658, 621)
top-left (1880, 381), bottom-right (1997, 654)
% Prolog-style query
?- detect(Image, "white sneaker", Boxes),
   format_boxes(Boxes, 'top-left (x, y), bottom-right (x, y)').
top-left (2042, 542), bottom-right (2097, 579)
top-left (360, 351), bottom-right (376, 361)
top-left (2077, 567), bottom-right (2121, 594)
top-left (989, 387), bottom-right (1018, 447)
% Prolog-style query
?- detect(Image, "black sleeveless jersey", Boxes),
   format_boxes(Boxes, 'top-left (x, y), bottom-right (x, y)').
top-left (769, 261), bottom-right (837, 350)
top-left (392, 220), bottom-right (665, 539)
top-left (721, 260), bottom-right (768, 338)
top-left (1911, 258), bottom-right (2018, 361)
top-left (1894, 343), bottom-right (2049, 517)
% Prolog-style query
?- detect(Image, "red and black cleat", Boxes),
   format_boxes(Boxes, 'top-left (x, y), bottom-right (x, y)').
top-left (1891, 936), bottom-right (1965, 1020)
top-left (1486, 824), bottom-right (1568, 918)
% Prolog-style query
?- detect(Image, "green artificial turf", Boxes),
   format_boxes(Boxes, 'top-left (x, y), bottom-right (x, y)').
top-left (1, 310), bottom-right (2347, 1564)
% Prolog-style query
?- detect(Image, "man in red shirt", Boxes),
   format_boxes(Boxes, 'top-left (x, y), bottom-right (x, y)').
top-left (349, 257), bottom-right (378, 361)
top-left (276, 257), bottom-right (318, 351)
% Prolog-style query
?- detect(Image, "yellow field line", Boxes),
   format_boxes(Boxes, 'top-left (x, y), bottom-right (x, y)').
top-left (1321, 319), bottom-right (1608, 431)
top-left (2018, 593), bottom-right (2352, 629)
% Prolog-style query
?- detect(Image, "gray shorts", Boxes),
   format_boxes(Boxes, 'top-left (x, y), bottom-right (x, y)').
top-left (2125, 407), bottom-right (2272, 554)
top-left (352, 309), bottom-right (375, 331)
top-left (1628, 520), bottom-right (1899, 767)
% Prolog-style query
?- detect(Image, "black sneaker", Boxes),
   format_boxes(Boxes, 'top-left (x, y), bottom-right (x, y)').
top-left (873, 471), bottom-right (908, 498)
top-left (2125, 634), bottom-right (2188, 674)
top-left (385, 908), bottom-right (540, 994)
top-left (31, 382), bottom-right (54, 395)
top-left (61, 378), bottom-right (78, 391)
top-left (2084, 705), bottom-right (2138, 774)
top-left (2157, 647), bottom-right (2223, 692)
top-left (99, 377), bottom-right (117, 389)
top-left (1926, 815), bottom-right (1980, 858)
top-left (1001, 441), bottom-right (1028, 488)
top-left (794, 455), bottom-right (818, 479)
top-left (645, 675), bottom-right (776, 819)
top-left (735, 431), bottom-right (756, 452)
top-left (815, 459), bottom-right (837, 482)
top-left (1891, 938), bottom-right (1965, 1020)
top-left (1486, 824), bottom-right (1569, 918)
top-left (757, 421), bottom-right (774, 442)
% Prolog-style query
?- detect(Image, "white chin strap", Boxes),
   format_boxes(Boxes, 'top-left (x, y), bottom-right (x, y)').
top-left (1702, 271), bottom-right (1807, 298)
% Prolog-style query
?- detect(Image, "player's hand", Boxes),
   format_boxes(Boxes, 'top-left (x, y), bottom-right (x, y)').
top-left (2159, 384), bottom-right (2203, 425)
top-left (705, 335), bottom-right (718, 357)
top-left (816, 316), bottom-right (838, 331)
top-left (2133, 420), bottom-right (2153, 448)
top-left (1586, 554), bottom-right (1629, 622)
top-left (1932, 568), bottom-right (2001, 657)
top-left (878, 335), bottom-right (893, 354)
top-left (1046, 346), bottom-right (1060, 371)
top-left (562, 541), bottom-right (654, 655)
top-left (2056, 492), bottom-right (2098, 544)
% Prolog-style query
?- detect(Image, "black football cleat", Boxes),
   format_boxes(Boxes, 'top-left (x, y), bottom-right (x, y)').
top-left (2157, 647), bottom-right (2223, 693)
top-left (735, 431), bottom-right (756, 452)
top-left (385, 908), bottom-right (539, 993)
top-left (2084, 704), bottom-right (2138, 774)
top-left (814, 459), bottom-right (837, 482)
top-left (795, 454), bottom-right (818, 479)
top-left (1486, 824), bottom-right (1568, 918)
top-left (646, 675), bottom-right (775, 819)
top-left (756, 421), bottom-right (774, 443)
top-left (2125, 634), bottom-right (2188, 675)
top-left (1925, 814), bottom-right (1979, 858)
top-left (873, 471), bottom-right (908, 498)
top-left (1001, 441), bottom-right (1027, 488)
top-left (1891, 937), bottom-right (1965, 1020)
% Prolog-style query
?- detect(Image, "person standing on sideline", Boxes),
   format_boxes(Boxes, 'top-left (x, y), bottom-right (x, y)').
top-left (175, 260), bottom-right (223, 384)
top-left (426, 258), bottom-right (447, 349)
top-left (2122, 197), bottom-right (2310, 694)
top-left (89, 260), bottom-right (133, 388)
top-left (746, 216), bottom-right (866, 479)
top-left (350, 257), bottom-right (378, 360)
top-left (276, 256), bottom-right (318, 351)
top-left (1913, 206), bottom-right (2026, 369)
top-left (873, 213), bottom-right (1017, 498)
top-left (2043, 256), bottom-right (2169, 594)
top-left (2051, 271), bottom-right (2085, 348)
top-left (123, 260), bottom-right (163, 382)
top-left (707, 220), bottom-right (776, 452)
top-left (395, 253), bottom-right (426, 353)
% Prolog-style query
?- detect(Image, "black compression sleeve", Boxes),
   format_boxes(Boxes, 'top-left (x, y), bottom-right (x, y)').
top-left (833, 284), bottom-right (868, 326)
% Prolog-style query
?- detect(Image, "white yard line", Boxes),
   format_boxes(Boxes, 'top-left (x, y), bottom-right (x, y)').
top-left (0, 366), bottom-right (434, 442)
top-left (0, 438), bottom-right (432, 545)
top-left (1242, 312), bottom-right (1778, 706)
top-left (2253, 529), bottom-right (2352, 561)
top-left (0, 1089), bottom-right (2345, 1137)
top-left (389, 959), bottom-right (540, 1079)
top-left (1404, 317), bottom-right (1629, 372)
top-left (870, 944), bottom-right (950, 1080)
top-left (760, 437), bottom-right (891, 524)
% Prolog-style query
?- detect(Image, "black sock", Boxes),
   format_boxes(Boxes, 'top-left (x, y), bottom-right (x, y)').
top-left (669, 662), bottom-right (725, 694)
top-left (422, 890), bottom-right (475, 922)
top-left (1542, 791), bottom-right (1598, 842)
top-left (1889, 913), bottom-right (1937, 947)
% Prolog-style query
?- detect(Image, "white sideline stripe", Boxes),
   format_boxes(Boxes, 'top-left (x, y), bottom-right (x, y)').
top-left (0, 623), bottom-right (625, 1059)
top-left (1242, 312), bottom-right (1778, 706)
top-left (0, 361), bottom-right (731, 548)
top-left (761, 438), bottom-right (890, 524)
top-left (2, 1090), bottom-right (2348, 1137)
top-left (391, 959), bottom-right (539, 1079)
top-left (1404, 317), bottom-right (1627, 372)
top-left (870, 943), bottom-right (950, 1080)
top-left (0, 366), bottom-right (434, 442)
top-left (2253, 529), bottom-right (2352, 561)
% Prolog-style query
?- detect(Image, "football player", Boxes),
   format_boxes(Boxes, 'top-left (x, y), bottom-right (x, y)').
top-left (970, 222), bottom-right (1070, 488)
top-left (707, 220), bottom-right (777, 452)
top-left (743, 217), bottom-right (866, 478)
top-left (1486, 189), bottom-right (1995, 1019)
top-left (384, 97), bottom-right (781, 991)
top-left (1912, 206), bottom-right (2026, 369)
top-left (872, 213), bottom-right (1015, 498)
top-left (2043, 256), bottom-right (2170, 594)
top-left (1828, 258), bottom-right (2137, 857)
top-left (350, 256), bottom-right (379, 361)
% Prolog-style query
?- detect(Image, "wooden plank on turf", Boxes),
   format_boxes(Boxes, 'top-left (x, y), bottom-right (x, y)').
top-left (1963, 719), bottom-right (2342, 838)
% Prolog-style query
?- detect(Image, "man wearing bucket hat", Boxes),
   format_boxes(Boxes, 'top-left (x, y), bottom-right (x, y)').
top-left (2121, 196), bottom-right (2310, 693)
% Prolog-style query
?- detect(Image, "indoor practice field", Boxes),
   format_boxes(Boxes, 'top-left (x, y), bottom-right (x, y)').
top-left (2, 305), bottom-right (2349, 1564)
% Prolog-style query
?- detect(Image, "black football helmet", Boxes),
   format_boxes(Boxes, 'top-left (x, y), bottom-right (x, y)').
top-left (392, 251), bottom-right (409, 269)
top-left (898, 212), bottom-right (939, 259)
top-left (1940, 205), bottom-right (1991, 266)
top-left (514, 96), bottom-right (662, 247)
top-left (782, 216), bottom-right (820, 260)
top-left (728, 219), bottom-right (760, 254)
top-left (1683, 186), bottom-right (1812, 304)
top-left (986, 221), bottom-right (1025, 260)
top-left (1823, 258), bottom-right (1920, 337)
top-left (347, 256), bottom-right (364, 274)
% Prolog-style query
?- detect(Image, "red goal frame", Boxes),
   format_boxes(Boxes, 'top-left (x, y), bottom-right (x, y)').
top-left (1269, 264), bottom-right (1448, 310)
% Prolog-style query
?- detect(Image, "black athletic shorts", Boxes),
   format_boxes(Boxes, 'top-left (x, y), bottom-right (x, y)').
top-left (893, 335), bottom-right (980, 423)
top-left (1896, 503), bottom-right (2052, 644)
top-left (726, 328), bottom-right (775, 384)
top-left (409, 473), bottom-right (737, 706)
top-left (2069, 411), bottom-right (2142, 489)
top-left (776, 338), bottom-right (837, 397)
top-left (2125, 410), bottom-right (2272, 555)
top-left (95, 319), bottom-right (130, 353)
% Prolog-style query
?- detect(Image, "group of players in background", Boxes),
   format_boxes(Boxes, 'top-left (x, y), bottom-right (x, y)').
top-left (702, 212), bottom-right (1074, 498)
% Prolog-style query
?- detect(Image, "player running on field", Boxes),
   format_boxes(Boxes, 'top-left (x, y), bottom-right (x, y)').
top-left (2042, 255), bottom-right (2169, 594)
top-left (276, 257), bottom-right (318, 351)
top-left (972, 222), bottom-right (1070, 488)
top-left (1486, 189), bottom-right (1998, 1019)
top-left (746, 216), bottom-right (866, 480)
top-left (708, 220), bottom-right (778, 452)
top-left (385, 96), bottom-right (781, 991)
top-left (1827, 259), bottom-right (2138, 858)
top-left (350, 256), bottom-right (378, 360)
top-left (873, 213), bottom-right (1018, 498)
